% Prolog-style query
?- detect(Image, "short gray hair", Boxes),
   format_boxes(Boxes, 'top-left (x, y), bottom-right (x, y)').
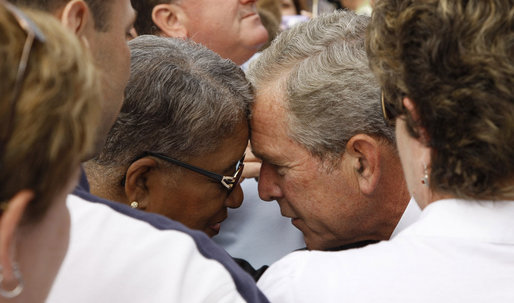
top-left (94, 35), bottom-right (253, 166)
top-left (247, 10), bottom-right (394, 161)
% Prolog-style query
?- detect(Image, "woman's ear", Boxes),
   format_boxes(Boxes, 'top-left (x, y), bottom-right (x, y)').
top-left (0, 190), bottom-right (33, 281)
top-left (124, 158), bottom-right (158, 209)
top-left (403, 97), bottom-right (430, 144)
top-left (152, 3), bottom-right (189, 38)
top-left (345, 134), bottom-right (381, 195)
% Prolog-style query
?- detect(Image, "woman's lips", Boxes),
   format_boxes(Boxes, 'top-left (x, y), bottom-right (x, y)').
top-left (207, 213), bottom-right (227, 236)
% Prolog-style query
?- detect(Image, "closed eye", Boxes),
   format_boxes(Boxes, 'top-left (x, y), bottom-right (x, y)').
top-left (276, 165), bottom-right (288, 177)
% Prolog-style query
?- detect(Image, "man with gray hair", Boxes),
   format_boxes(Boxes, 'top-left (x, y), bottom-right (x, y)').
top-left (130, 0), bottom-right (269, 65)
top-left (247, 10), bottom-right (419, 253)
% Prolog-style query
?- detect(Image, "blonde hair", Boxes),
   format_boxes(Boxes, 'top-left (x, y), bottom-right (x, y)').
top-left (0, 6), bottom-right (101, 222)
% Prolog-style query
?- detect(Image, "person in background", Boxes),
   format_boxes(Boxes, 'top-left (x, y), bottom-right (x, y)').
top-left (9, 0), bottom-right (134, 158)
top-left (258, 0), bottom-right (281, 23)
top-left (280, 0), bottom-right (310, 30)
top-left (281, 0), bottom-right (301, 15)
top-left (256, 0), bottom-right (281, 50)
top-left (0, 3), bottom-right (100, 301)
top-left (130, 0), bottom-right (268, 65)
top-left (257, 1), bottom-right (514, 301)
top-left (327, 0), bottom-right (372, 15)
top-left (299, 0), bottom-right (336, 15)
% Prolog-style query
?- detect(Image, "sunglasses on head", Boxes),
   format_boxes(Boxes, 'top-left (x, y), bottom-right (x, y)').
top-left (381, 91), bottom-right (402, 126)
top-left (1, 1), bottom-right (46, 157)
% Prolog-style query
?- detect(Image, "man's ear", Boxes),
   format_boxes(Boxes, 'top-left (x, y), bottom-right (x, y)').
top-left (0, 190), bottom-right (33, 281)
top-left (152, 3), bottom-right (188, 38)
top-left (124, 158), bottom-right (158, 209)
top-left (345, 134), bottom-right (381, 195)
top-left (59, 0), bottom-right (91, 37)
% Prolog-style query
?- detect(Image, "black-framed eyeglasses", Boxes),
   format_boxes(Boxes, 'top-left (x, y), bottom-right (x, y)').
top-left (1, 0), bottom-right (46, 156)
top-left (381, 91), bottom-right (401, 126)
top-left (143, 151), bottom-right (245, 194)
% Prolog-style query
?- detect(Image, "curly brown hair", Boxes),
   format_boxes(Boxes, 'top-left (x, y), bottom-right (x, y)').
top-left (366, 0), bottom-right (514, 200)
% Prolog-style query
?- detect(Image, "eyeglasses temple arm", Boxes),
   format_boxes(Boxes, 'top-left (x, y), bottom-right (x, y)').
top-left (144, 152), bottom-right (224, 182)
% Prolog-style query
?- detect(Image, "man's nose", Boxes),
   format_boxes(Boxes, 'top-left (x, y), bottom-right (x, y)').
top-left (257, 162), bottom-right (282, 201)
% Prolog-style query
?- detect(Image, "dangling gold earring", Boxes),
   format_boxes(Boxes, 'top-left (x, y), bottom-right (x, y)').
top-left (130, 201), bottom-right (139, 209)
top-left (421, 164), bottom-right (429, 186)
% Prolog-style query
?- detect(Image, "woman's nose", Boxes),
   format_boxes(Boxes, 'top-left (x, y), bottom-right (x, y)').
top-left (224, 182), bottom-right (244, 208)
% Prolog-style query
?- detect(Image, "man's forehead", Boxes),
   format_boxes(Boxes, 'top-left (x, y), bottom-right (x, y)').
top-left (251, 89), bottom-right (287, 132)
top-left (250, 90), bottom-right (292, 158)
top-left (253, 84), bottom-right (288, 114)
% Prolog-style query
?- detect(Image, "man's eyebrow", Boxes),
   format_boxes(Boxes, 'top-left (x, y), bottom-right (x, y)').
top-left (252, 150), bottom-right (277, 165)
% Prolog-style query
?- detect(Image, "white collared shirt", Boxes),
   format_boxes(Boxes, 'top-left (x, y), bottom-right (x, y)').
top-left (258, 198), bottom-right (514, 302)
top-left (47, 195), bottom-right (249, 303)
top-left (390, 197), bottom-right (421, 238)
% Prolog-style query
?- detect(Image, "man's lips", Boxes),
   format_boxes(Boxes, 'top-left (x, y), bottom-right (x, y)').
top-left (241, 10), bottom-right (257, 19)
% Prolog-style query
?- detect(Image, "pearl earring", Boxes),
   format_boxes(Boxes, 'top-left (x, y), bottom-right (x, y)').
top-left (421, 164), bottom-right (429, 186)
top-left (130, 201), bottom-right (139, 209)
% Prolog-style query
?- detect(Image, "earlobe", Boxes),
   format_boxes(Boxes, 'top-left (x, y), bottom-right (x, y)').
top-left (152, 3), bottom-right (188, 38)
top-left (124, 158), bottom-right (157, 209)
top-left (0, 190), bottom-right (33, 282)
top-left (346, 134), bottom-right (381, 195)
top-left (60, 0), bottom-right (91, 37)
